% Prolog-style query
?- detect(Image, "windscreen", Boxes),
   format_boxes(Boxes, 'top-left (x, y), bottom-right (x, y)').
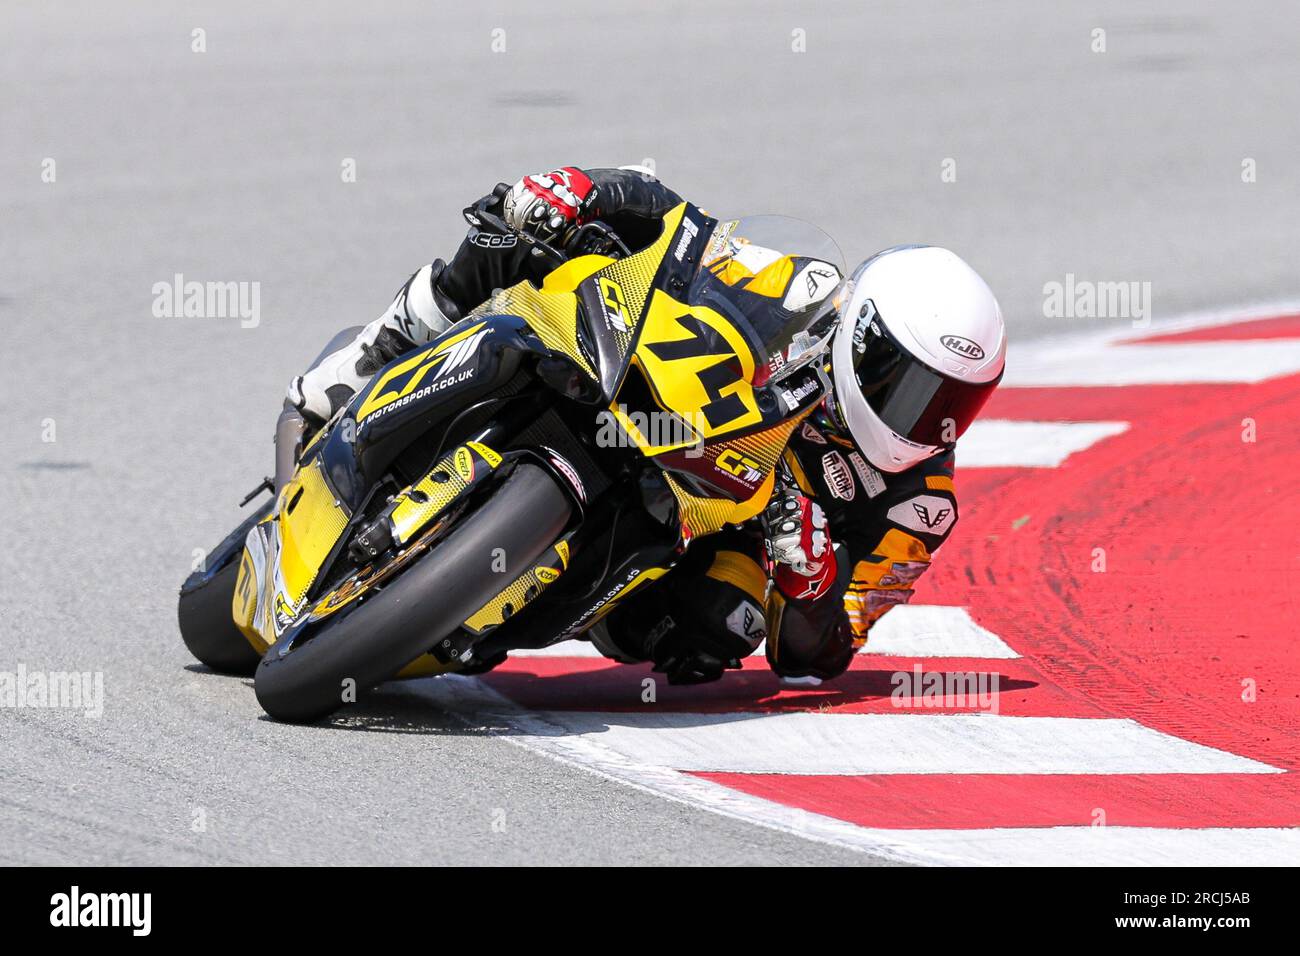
top-left (685, 216), bottom-right (845, 381)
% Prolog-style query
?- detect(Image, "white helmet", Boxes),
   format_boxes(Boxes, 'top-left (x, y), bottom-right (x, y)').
top-left (823, 245), bottom-right (1006, 472)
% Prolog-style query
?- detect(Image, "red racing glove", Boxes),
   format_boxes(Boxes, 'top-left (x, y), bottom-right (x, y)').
top-left (501, 167), bottom-right (597, 241)
top-left (761, 487), bottom-right (838, 602)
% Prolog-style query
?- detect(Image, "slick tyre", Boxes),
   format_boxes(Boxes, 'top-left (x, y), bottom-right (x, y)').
top-left (253, 463), bottom-right (572, 724)
top-left (178, 504), bottom-right (272, 677)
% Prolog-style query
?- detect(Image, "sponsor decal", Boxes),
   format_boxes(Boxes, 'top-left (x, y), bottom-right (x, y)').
top-left (466, 440), bottom-right (502, 467)
top-left (360, 325), bottom-right (488, 423)
top-left (887, 494), bottom-right (956, 535)
top-left (702, 219), bottom-right (737, 266)
top-left (453, 447), bottom-right (474, 482)
top-left (780, 376), bottom-right (820, 411)
top-left (541, 446), bottom-right (586, 503)
top-left (821, 451), bottom-right (855, 501)
top-left (363, 368), bottom-right (474, 425)
top-left (716, 448), bottom-right (763, 485)
top-left (673, 216), bottom-right (700, 261)
top-left (848, 452), bottom-right (886, 497)
top-left (800, 422), bottom-right (827, 444)
top-left (725, 600), bottom-right (767, 648)
top-left (879, 560), bottom-right (929, 586)
top-left (894, 561), bottom-right (929, 583)
top-left (598, 277), bottom-right (632, 332)
top-left (470, 232), bottom-right (518, 249)
top-left (560, 567), bottom-right (643, 635)
top-left (783, 260), bottom-right (841, 312)
top-left (940, 334), bottom-right (985, 360)
top-left (865, 588), bottom-right (911, 613)
top-left (273, 592), bottom-right (296, 633)
top-left (535, 566), bottom-right (560, 585)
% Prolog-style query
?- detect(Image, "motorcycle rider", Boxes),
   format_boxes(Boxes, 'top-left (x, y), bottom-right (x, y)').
top-left (287, 167), bottom-right (679, 422)
top-left (287, 166), bottom-right (1007, 685)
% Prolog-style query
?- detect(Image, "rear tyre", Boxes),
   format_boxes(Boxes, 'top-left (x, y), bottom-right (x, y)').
top-left (254, 463), bottom-right (572, 724)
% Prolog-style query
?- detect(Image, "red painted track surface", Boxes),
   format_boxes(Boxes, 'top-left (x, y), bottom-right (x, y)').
top-left (691, 772), bottom-right (1300, 830)
top-left (477, 313), bottom-right (1300, 847)
top-left (941, 378), bottom-right (1300, 772)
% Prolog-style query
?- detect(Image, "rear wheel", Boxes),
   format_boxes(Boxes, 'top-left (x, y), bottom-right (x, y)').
top-left (254, 463), bottom-right (572, 723)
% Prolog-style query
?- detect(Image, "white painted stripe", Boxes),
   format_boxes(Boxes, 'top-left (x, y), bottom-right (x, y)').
top-left (510, 639), bottom-right (605, 658)
top-left (862, 605), bottom-right (1021, 658)
top-left (1007, 339), bottom-right (1300, 387)
top-left (410, 676), bottom-right (1295, 866)
top-left (865, 825), bottom-right (1300, 867)
top-left (960, 420), bottom-right (1128, 467)
top-left (439, 699), bottom-right (1278, 775)
top-left (526, 712), bottom-right (1278, 775)
top-left (517, 607), bottom-right (1018, 662)
top-left (1094, 297), bottom-right (1300, 340)
top-left (1004, 300), bottom-right (1300, 389)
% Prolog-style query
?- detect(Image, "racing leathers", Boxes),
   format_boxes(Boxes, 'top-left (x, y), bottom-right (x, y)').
top-left (598, 409), bottom-right (959, 684)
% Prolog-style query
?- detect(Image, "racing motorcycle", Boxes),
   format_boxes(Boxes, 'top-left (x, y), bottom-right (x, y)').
top-left (178, 185), bottom-right (845, 723)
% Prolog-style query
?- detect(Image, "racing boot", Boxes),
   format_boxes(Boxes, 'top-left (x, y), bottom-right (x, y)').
top-left (287, 260), bottom-right (462, 426)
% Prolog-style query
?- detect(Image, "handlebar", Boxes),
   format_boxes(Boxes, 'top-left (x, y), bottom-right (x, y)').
top-left (463, 184), bottom-right (633, 266)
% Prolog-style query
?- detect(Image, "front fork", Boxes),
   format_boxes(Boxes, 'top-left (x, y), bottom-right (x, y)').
top-left (274, 324), bottom-right (365, 493)
top-left (274, 403), bottom-right (307, 493)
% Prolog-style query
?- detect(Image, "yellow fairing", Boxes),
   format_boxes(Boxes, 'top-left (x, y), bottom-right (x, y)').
top-left (232, 547), bottom-right (259, 642)
top-left (471, 280), bottom-right (596, 378)
top-left (276, 460), bottom-right (350, 608)
top-left (389, 440), bottom-right (502, 545)
top-left (394, 655), bottom-right (464, 679)
top-left (233, 459), bottom-right (351, 648)
top-left (589, 203), bottom-right (685, 354)
top-left (462, 539), bottom-right (571, 634)
top-left (464, 202), bottom-right (688, 382)
top-left (618, 290), bottom-right (762, 454)
top-left (664, 411), bottom-right (812, 537)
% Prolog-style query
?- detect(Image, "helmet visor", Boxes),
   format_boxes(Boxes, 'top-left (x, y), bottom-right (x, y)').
top-left (852, 316), bottom-right (1001, 447)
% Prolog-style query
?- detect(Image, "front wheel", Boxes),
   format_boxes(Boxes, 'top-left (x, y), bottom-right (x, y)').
top-left (253, 463), bottom-right (573, 723)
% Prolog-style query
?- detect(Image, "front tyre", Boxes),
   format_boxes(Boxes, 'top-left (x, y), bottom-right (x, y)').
top-left (253, 463), bottom-right (572, 723)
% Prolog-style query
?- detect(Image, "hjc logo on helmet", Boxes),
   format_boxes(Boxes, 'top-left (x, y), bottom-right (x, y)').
top-left (940, 334), bottom-right (985, 360)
